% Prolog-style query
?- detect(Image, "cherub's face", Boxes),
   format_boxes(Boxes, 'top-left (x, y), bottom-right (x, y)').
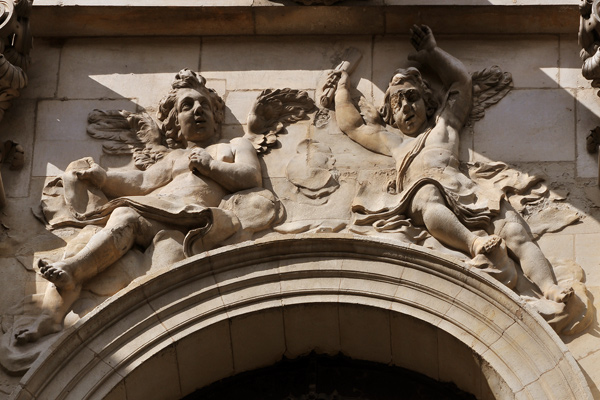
top-left (390, 82), bottom-right (427, 137)
top-left (176, 88), bottom-right (217, 145)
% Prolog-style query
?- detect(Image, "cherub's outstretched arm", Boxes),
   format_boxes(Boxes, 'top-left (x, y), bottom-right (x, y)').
top-left (408, 25), bottom-right (472, 130)
top-left (76, 155), bottom-right (174, 197)
top-left (332, 71), bottom-right (400, 156)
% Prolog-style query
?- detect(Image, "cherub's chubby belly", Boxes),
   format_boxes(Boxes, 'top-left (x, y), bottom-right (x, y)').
top-left (403, 146), bottom-right (473, 190)
top-left (150, 171), bottom-right (227, 208)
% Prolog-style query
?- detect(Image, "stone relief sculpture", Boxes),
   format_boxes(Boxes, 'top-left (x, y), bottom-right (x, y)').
top-left (0, 69), bottom-right (313, 373)
top-left (325, 25), bottom-right (593, 333)
top-left (286, 139), bottom-right (339, 200)
top-left (0, 0), bottom-right (32, 207)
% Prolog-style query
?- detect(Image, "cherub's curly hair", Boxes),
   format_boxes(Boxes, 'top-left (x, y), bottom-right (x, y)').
top-left (157, 69), bottom-right (225, 148)
top-left (379, 67), bottom-right (438, 129)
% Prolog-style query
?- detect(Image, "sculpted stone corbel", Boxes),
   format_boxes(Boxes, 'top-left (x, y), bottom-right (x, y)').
top-left (326, 25), bottom-right (593, 335)
top-left (0, 69), bottom-right (313, 373)
top-left (0, 0), bottom-right (32, 208)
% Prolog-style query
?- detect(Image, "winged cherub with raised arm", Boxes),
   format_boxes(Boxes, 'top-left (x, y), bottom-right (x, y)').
top-left (328, 25), bottom-right (573, 305)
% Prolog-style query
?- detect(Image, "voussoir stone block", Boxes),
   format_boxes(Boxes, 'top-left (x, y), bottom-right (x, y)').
top-left (230, 308), bottom-right (286, 374)
top-left (390, 312), bottom-right (439, 381)
top-left (176, 321), bottom-right (235, 396)
top-left (283, 303), bottom-right (341, 358)
top-left (123, 344), bottom-right (182, 400)
top-left (339, 304), bottom-right (391, 365)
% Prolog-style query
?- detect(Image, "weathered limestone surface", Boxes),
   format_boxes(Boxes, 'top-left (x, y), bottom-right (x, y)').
top-left (0, 3), bottom-right (599, 398)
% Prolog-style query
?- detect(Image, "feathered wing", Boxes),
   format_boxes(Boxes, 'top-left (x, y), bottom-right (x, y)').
top-left (244, 88), bottom-right (316, 153)
top-left (87, 109), bottom-right (167, 170)
top-left (468, 66), bottom-right (513, 125)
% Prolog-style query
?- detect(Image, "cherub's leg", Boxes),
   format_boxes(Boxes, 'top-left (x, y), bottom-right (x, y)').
top-left (25, 207), bottom-right (168, 344)
top-left (14, 284), bottom-right (81, 345)
top-left (408, 184), bottom-right (500, 256)
top-left (495, 207), bottom-right (573, 303)
top-left (39, 207), bottom-right (161, 290)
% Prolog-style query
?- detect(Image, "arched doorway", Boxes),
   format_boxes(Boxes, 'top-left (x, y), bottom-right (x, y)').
top-left (10, 235), bottom-right (592, 400)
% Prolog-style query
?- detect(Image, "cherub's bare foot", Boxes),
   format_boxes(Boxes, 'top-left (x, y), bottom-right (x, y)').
top-left (544, 283), bottom-right (574, 303)
top-left (470, 235), bottom-right (502, 257)
top-left (469, 238), bottom-right (517, 289)
top-left (13, 314), bottom-right (61, 346)
top-left (38, 259), bottom-right (76, 290)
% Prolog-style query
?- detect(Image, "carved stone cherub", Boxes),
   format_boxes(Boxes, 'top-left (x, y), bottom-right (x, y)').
top-left (328, 25), bottom-right (574, 305)
top-left (8, 69), bottom-right (313, 350)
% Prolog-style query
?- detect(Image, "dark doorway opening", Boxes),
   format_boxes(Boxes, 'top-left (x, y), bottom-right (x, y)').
top-left (183, 353), bottom-right (477, 400)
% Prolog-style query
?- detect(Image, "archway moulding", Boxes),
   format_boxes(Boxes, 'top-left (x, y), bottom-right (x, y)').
top-left (10, 235), bottom-right (592, 400)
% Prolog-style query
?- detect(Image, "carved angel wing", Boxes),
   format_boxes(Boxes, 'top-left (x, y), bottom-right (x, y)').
top-left (87, 109), bottom-right (167, 170)
top-left (244, 88), bottom-right (315, 153)
top-left (468, 66), bottom-right (513, 124)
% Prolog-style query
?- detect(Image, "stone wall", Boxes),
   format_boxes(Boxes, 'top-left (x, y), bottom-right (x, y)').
top-left (1, 2), bottom-right (600, 398)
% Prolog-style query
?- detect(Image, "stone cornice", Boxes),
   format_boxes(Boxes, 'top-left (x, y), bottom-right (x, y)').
top-left (31, 1), bottom-right (578, 37)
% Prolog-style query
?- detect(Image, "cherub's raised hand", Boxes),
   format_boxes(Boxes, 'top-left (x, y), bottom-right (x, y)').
top-left (323, 70), bottom-right (349, 91)
top-left (409, 24), bottom-right (437, 55)
top-left (319, 70), bottom-right (350, 108)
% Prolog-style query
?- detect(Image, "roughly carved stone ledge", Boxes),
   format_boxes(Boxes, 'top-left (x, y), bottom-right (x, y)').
top-left (30, 2), bottom-right (579, 37)
top-left (10, 235), bottom-right (592, 400)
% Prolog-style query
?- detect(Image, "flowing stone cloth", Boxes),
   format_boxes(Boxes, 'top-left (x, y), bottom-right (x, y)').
top-left (38, 158), bottom-right (283, 257)
top-left (38, 159), bottom-right (215, 253)
top-left (37, 157), bottom-right (287, 259)
top-left (351, 129), bottom-right (544, 238)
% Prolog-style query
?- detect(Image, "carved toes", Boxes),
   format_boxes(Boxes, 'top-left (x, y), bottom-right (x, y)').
top-left (14, 328), bottom-right (39, 346)
top-left (37, 259), bottom-right (74, 290)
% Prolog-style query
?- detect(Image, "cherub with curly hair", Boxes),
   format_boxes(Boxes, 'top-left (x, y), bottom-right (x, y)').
top-left (17, 69), bottom-right (264, 344)
top-left (328, 25), bottom-right (573, 305)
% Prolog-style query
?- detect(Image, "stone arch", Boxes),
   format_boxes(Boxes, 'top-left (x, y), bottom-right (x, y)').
top-left (10, 235), bottom-right (592, 400)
